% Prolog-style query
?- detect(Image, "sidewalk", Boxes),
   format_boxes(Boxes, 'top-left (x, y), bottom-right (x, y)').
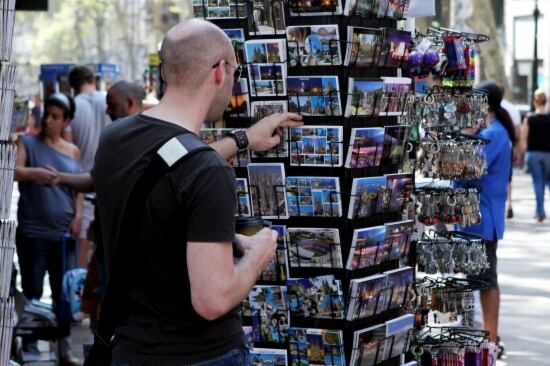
top-left (497, 171), bottom-right (550, 366)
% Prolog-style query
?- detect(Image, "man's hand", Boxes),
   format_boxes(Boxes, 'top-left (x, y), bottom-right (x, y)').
top-left (245, 228), bottom-right (278, 272)
top-left (234, 233), bottom-right (254, 254)
top-left (32, 167), bottom-right (59, 186)
top-left (44, 165), bottom-right (61, 186)
top-left (246, 113), bottom-right (303, 152)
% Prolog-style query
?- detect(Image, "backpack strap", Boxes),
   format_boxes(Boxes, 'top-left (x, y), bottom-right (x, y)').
top-left (92, 131), bottom-right (213, 349)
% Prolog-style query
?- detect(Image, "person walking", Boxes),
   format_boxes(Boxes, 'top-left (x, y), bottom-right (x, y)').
top-left (460, 82), bottom-right (516, 357)
top-left (90, 19), bottom-right (303, 366)
top-left (501, 90), bottom-right (521, 219)
top-left (15, 93), bottom-right (83, 366)
top-left (521, 89), bottom-right (550, 222)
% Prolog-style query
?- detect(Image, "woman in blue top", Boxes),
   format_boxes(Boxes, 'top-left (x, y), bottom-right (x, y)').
top-left (461, 82), bottom-right (516, 352)
top-left (15, 93), bottom-right (83, 366)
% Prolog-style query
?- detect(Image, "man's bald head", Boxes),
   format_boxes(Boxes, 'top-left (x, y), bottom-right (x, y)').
top-left (160, 19), bottom-right (235, 90)
top-left (106, 80), bottom-right (146, 121)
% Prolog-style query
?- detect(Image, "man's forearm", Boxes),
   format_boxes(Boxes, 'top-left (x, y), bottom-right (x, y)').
top-left (210, 136), bottom-right (238, 160)
top-left (227, 251), bottom-right (267, 303)
top-left (59, 172), bottom-right (94, 192)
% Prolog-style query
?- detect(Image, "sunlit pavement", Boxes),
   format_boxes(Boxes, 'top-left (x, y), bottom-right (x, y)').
top-left (497, 171), bottom-right (550, 366)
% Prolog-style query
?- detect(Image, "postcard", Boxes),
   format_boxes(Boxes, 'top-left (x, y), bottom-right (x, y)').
top-left (309, 275), bottom-right (345, 319)
top-left (287, 177), bottom-right (342, 217)
top-left (383, 125), bottom-right (409, 164)
top-left (248, 0), bottom-right (285, 35)
top-left (235, 178), bottom-right (251, 217)
top-left (227, 78), bottom-right (250, 117)
top-left (345, 78), bottom-right (383, 117)
top-left (289, 126), bottom-right (343, 167)
top-left (382, 267), bottom-right (414, 312)
top-left (350, 323), bottom-right (387, 366)
top-left (249, 285), bottom-right (290, 344)
top-left (287, 276), bottom-right (345, 319)
top-left (378, 77), bottom-right (412, 116)
top-left (250, 348), bottom-right (288, 365)
top-left (345, 128), bottom-right (385, 168)
top-left (259, 225), bottom-right (289, 282)
top-left (250, 101), bottom-right (289, 159)
top-left (385, 220), bottom-right (414, 261)
top-left (247, 64), bottom-right (287, 96)
top-left (343, 0), bottom-right (379, 17)
top-left (287, 76), bottom-right (342, 116)
top-left (223, 28), bottom-right (245, 65)
top-left (289, 0), bottom-right (343, 16)
top-left (246, 39), bottom-right (286, 63)
top-left (378, 0), bottom-right (409, 19)
top-left (346, 274), bottom-right (386, 321)
top-left (193, 0), bottom-right (247, 18)
top-left (289, 328), bottom-right (345, 366)
top-left (251, 100), bottom-right (288, 121)
top-left (200, 128), bottom-right (250, 167)
top-left (348, 176), bottom-right (386, 219)
top-left (346, 225), bottom-right (386, 270)
top-left (246, 40), bottom-right (287, 97)
top-left (384, 314), bottom-right (415, 359)
top-left (286, 278), bottom-right (312, 318)
top-left (385, 173), bottom-right (413, 212)
top-left (247, 163), bottom-right (289, 219)
top-left (344, 27), bottom-right (382, 67)
top-left (379, 30), bottom-right (412, 68)
top-left (287, 227), bottom-right (343, 268)
top-left (287, 25), bottom-right (342, 67)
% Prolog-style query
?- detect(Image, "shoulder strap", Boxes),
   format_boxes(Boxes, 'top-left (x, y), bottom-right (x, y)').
top-left (93, 131), bottom-right (213, 346)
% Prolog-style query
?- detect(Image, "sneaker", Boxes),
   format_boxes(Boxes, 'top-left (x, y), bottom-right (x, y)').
top-left (497, 336), bottom-right (505, 359)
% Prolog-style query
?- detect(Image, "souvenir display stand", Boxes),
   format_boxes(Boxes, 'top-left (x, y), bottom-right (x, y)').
top-left (403, 28), bottom-right (500, 365)
top-left (0, 1), bottom-right (18, 366)
top-left (196, 1), bottom-right (417, 365)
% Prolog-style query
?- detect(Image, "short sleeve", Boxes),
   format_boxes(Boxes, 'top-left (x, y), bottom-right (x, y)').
top-left (185, 165), bottom-right (236, 243)
top-left (479, 128), bottom-right (499, 169)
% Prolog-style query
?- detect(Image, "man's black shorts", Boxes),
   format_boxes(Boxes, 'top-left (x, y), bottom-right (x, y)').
top-left (469, 239), bottom-right (498, 289)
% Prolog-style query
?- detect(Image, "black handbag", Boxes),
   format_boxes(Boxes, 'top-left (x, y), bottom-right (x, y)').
top-left (84, 132), bottom-right (213, 366)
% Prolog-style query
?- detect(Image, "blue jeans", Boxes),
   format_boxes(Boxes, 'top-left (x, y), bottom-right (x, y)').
top-left (526, 151), bottom-right (550, 217)
top-left (110, 345), bottom-right (251, 366)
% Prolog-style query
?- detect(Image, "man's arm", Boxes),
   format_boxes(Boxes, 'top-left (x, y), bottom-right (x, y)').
top-left (57, 172), bottom-right (94, 193)
top-left (187, 228), bottom-right (277, 321)
top-left (210, 112), bottom-right (303, 159)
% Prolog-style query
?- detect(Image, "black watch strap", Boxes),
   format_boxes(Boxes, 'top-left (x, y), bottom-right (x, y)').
top-left (228, 129), bottom-right (249, 150)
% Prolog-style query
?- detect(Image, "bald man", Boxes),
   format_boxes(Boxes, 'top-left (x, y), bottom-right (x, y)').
top-left (89, 19), bottom-right (302, 366)
top-left (106, 80), bottom-right (146, 121)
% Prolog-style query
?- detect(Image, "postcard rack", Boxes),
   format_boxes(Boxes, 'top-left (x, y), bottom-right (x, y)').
top-left (0, 2), bottom-right (17, 366)
top-left (196, 0), bottom-right (418, 364)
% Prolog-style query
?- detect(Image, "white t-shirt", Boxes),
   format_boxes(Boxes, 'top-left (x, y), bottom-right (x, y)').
top-left (501, 99), bottom-right (521, 126)
top-left (69, 91), bottom-right (111, 172)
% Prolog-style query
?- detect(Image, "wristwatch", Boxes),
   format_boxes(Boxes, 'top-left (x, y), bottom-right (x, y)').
top-left (227, 129), bottom-right (249, 150)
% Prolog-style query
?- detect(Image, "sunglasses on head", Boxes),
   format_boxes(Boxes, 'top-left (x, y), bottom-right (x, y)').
top-left (212, 60), bottom-right (242, 84)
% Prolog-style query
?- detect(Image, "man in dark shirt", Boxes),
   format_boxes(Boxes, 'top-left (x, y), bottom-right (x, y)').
top-left (105, 80), bottom-right (146, 121)
top-left (93, 19), bottom-right (302, 365)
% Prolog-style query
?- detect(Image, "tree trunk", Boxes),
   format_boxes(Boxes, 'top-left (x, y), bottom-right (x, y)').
top-left (452, 0), bottom-right (508, 89)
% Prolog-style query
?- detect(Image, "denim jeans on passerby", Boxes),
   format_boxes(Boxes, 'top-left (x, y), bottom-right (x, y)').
top-left (110, 344), bottom-right (251, 366)
top-left (526, 151), bottom-right (550, 217)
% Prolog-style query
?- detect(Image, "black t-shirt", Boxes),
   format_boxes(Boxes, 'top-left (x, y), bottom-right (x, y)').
top-left (527, 113), bottom-right (550, 152)
top-left (94, 113), bottom-right (243, 365)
